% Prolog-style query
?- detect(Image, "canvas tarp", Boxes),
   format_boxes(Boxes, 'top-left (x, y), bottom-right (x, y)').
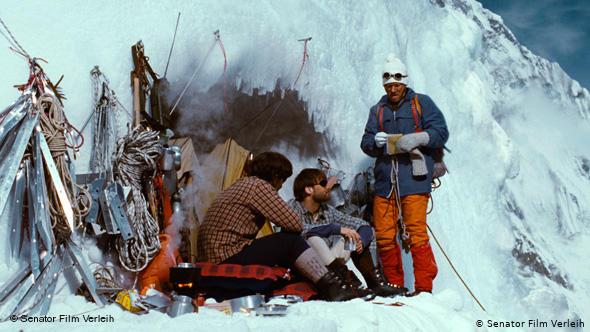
top-left (171, 137), bottom-right (275, 259)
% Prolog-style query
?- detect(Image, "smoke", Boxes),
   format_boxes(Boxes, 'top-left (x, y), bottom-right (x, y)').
top-left (164, 206), bottom-right (185, 261)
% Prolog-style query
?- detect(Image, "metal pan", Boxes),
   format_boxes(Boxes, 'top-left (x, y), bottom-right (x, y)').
top-left (229, 294), bottom-right (265, 313)
top-left (255, 304), bottom-right (288, 316)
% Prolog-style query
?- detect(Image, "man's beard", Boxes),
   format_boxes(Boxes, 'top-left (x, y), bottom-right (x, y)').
top-left (313, 192), bottom-right (330, 203)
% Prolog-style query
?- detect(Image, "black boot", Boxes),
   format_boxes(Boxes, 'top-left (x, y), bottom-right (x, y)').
top-left (327, 258), bottom-right (374, 299)
top-left (327, 258), bottom-right (362, 288)
top-left (352, 250), bottom-right (407, 297)
top-left (316, 271), bottom-right (358, 302)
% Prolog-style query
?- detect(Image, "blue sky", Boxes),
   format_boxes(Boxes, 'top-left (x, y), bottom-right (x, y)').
top-left (479, 0), bottom-right (590, 89)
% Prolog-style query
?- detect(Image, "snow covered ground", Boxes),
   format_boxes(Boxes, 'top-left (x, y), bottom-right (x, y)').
top-left (6, 290), bottom-right (479, 332)
top-left (1, 0), bottom-right (589, 331)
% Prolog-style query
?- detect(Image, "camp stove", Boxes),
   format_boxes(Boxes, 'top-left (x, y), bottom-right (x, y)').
top-left (169, 263), bottom-right (201, 298)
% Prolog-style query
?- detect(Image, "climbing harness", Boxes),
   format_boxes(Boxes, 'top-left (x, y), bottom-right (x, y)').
top-left (376, 95), bottom-right (448, 178)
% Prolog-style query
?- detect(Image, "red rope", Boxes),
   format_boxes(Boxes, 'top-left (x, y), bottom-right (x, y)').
top-left (216, 34), bottom-right (229, 112)
top-left (293, 37), bottom-right (311, 87)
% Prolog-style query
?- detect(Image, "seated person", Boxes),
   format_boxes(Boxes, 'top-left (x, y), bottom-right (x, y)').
top-left (197, 152), bottom-right (357, 301)
top-left (289, 168), bottom-right (406, 297)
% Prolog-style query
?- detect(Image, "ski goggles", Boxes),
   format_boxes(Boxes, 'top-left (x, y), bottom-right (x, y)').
top-left (382, 72), bottom-right (407, 81)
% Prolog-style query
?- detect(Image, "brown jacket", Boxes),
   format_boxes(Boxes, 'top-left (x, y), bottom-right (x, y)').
top-left (198, 176), bottom-right (302, 263)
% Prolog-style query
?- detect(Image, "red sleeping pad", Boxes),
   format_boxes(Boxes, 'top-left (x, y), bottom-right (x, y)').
top-left (195, 262), bottom-right (317, 301)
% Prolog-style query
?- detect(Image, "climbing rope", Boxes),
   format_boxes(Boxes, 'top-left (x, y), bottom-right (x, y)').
top-left (0, 16), bottom-right (30, 59)
top-left (388, 158), bottom-right (410, 250)
top-left (293, 37), bottom-right (311, 87)
top-left (113, 128), bottom-right (162, 272)
top-left (37, 93), bottom-right (91, 242)
top-left (91, 262), bottom-right (122, 289)
top-left (386, 151), bottom-right (484, 311)
top-left (217, 31), bottom-right (228, 113)
top-left (169, 31), bottom-right (220, 115)
top-left (427, 224), bottom-right (487, 312)
top-left (163, 12), bottom-right (181, 78)
top-left (250, 37), bottom-right (312, 149)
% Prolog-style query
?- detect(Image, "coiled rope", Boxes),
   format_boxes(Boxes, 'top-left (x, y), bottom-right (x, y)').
top-left (113, 128), bottom-right (162, 272)
top-left (37, 93), bottom-right (91, 243)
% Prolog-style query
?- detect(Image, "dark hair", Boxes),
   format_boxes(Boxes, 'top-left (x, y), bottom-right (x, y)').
top-left (249, 152), bottom-right (293, 184)
top-left (293, 168), bottom-right (326, 202)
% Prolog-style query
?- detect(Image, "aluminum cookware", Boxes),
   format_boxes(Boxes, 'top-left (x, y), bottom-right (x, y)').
top-left (229, 294), bottom-right (265, 313)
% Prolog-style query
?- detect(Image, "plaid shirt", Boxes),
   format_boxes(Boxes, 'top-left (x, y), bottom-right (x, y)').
top-left (288, 199), bottom-right (369, 235)
top-left (198, 177), bottom-right (302, 263)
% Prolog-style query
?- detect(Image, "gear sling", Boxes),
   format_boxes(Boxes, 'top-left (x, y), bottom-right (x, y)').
top-left (376, 95), bottom-right (445, 167)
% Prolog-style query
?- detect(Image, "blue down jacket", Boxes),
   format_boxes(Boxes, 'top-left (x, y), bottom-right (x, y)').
top-left (360, 88), bottom-right (449, 198)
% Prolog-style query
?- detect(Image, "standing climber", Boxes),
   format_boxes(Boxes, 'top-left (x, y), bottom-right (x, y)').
top-left (360, 54), bottom-right (449, 295)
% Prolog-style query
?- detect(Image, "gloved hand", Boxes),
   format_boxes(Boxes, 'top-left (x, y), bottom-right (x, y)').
top-left (396, 132), bottom-right (429, 152)
top-left (432, 161), bottom-right (448, 179)
top-left (375, 132), bottom-right (388, 148)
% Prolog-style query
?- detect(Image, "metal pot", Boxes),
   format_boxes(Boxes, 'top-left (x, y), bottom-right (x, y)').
top-left (169, 263), bottom-right (201, 298)
top-left (229, 294), bottom-right (265, 313)
top-left (167, 295), bottom-right (195, 317)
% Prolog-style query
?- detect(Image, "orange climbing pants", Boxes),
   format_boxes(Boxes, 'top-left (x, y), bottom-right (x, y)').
top-left (373, 193), bottom-right (438, 292)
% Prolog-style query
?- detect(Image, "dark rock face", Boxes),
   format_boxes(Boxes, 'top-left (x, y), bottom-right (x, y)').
top-left (512, 232), bottom-right (572, 290)
top-left (170, 82), bottom-right (331, 158)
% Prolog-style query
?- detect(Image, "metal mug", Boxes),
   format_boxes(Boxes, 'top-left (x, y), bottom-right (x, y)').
top-left (344, 238), bottom-right (356, 251)
top-left (167, 295), bottom-right (196, 317)
top-left (161, 147), bottom-right (175, 171)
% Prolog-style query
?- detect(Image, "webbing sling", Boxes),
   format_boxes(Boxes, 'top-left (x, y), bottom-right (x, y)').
top-left (376, 95), bottom-right (446, 167)
top-left (377, 95), bottom-right (422, 132)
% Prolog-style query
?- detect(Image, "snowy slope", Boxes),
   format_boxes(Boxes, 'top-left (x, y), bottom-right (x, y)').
top-left (1, 0), bottom-right (589, 331)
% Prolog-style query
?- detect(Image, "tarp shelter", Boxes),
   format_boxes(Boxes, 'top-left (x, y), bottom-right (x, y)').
top-left (171, 137), bottom-right (275, 260)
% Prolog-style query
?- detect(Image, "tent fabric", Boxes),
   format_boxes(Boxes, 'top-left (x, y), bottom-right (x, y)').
top-left (170, 137), bottom-right (275, 259)
top-left (191, 138), bottom-right (251, 259)
top-left (196, 138), bottom-right (250, 219)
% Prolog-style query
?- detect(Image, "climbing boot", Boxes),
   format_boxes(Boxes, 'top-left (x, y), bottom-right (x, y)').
top-left (327, 258), bottom-right (362, 288)
top-left (327, 258), bottom-right (375, 299)
top-left (316, 271), bottom-right (358, 302)
top-left (353, 249), bottom-right (407, 297)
